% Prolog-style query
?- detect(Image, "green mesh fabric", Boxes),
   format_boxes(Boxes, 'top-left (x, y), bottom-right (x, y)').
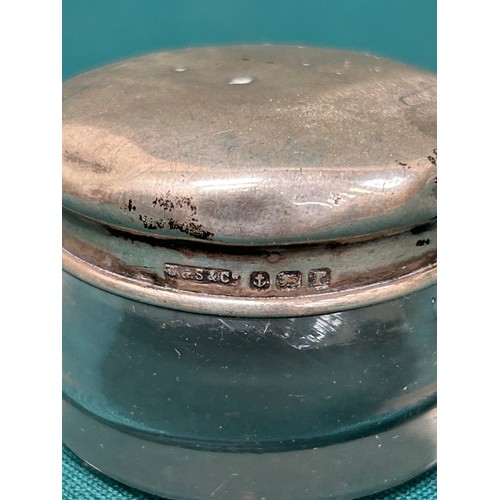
top-left (62, 446), bottom-right (436, 499)
top-left (363, 466), bottom-right (437, 500)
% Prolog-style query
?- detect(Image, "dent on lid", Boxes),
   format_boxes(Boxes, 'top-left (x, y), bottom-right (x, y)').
top-left (62, 45), bottom-right (436, 246)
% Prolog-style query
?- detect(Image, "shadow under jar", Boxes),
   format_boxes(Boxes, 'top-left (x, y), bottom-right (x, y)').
top-left (62, 45), bottom-right (437, 500)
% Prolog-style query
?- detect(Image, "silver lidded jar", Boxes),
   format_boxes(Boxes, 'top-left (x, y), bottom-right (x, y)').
top-left (62, 45), bottom-right (437, 500)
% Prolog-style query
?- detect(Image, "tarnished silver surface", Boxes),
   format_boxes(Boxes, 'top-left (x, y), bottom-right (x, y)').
top-left (62, 45), bottom-right (437, 500)
top-left (62, 45), bottom-right (436, 317)
top-left (62, 212), bottom-right (435, 317)
top-left (63, 45), bottom-right (436, 245)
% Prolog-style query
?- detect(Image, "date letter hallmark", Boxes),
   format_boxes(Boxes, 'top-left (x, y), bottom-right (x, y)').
top-left (308, 268), bottom-right (331, 289)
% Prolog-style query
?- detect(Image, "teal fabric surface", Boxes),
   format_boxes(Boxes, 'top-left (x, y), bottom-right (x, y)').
top-left (62, 446), bottom-right (436, 500)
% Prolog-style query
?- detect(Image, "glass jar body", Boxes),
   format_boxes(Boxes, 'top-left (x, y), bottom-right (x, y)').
top-left (62, 271), bottom-right (436, 499)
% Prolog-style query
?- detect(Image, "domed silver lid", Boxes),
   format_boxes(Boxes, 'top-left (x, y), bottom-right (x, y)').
top-left (62, 45), bottom-right (436, 317)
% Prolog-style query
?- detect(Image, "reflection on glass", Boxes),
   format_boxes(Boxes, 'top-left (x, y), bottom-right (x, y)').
top-left (63, 272), bottom-right (436, 453)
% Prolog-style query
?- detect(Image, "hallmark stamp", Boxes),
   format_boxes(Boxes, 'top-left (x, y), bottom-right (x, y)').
top-left (165, 263), bottom-right (333, 293)
top-left (250, 271), bottom-right (271, 290)
top-left (164, 263), bottom-right (238, 286)
top-left (308, 268), bottom-right (331, 289)
top-left (275, 271), bottom-right (302, 290)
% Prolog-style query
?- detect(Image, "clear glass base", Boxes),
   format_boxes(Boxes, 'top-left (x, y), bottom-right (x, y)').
top-left (62, 271), bottom-right (436, 499)
top-left (63, 399), bottom-right (436, 500)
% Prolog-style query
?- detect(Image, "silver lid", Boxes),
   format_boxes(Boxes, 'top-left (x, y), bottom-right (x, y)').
top-left (62, 45), bottom-right (436, 317)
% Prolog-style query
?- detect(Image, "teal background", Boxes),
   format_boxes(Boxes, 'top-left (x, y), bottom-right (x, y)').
top-left (63, 0), bottom-right (436, 497)
top-left (63, 0), bottom-right (436, 80)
